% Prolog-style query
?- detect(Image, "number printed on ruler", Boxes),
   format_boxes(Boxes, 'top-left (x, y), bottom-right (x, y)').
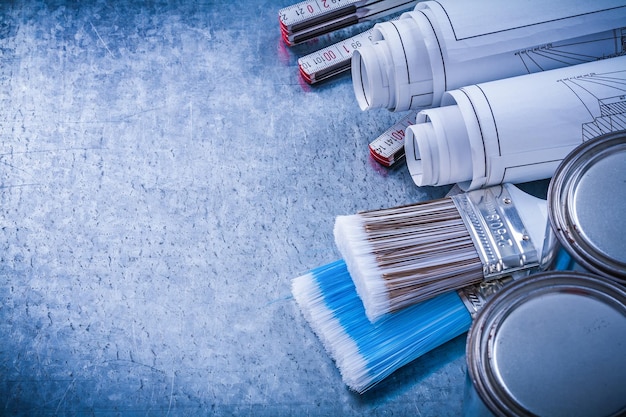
top-left (280, 0), bottom-right (360, 28)
top-left (369, 112), bottom-right (417, 166)
top-left (298, 28), bottom-right (374, 77)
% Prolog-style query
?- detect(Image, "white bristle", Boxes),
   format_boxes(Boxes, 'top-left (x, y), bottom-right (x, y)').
top-left (334, 198), bottom-right (484, 322)
top-left (334, 214), bottom-right (391, 322)
top-left (291, 260), bottom-right (473, 393)
top-left (292, 271), bottom-right (369, 391)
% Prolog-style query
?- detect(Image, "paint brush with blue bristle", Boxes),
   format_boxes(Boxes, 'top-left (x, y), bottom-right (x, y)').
top-left (292, 249), bottom-right (572, 394)
top-left (292, 259), bottom-right (474, 393)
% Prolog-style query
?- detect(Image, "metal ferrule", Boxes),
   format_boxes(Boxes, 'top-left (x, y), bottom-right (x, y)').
top-left (451, 184), bottom-right (540, 281)
top-left (457, 277), bottom-right (513, 318)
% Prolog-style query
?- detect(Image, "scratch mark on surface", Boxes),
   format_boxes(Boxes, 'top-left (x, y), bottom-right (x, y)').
top-left (0, 146), bottom-right (105, 157)
top-left (0, 159), bottom-right (31, 175)
top-left (189, 101), bottom-right (193, 142)
top-left (166, 373), bottom-right (175, 416)
top-left (131, 321), bottom-right (139, 361)
top-left (0, 183), bottom-right (43, 189)
top-left (263, 294), bottom-right (293, 307)
top-left (101, 359), bottom-right (166, 375)
top-left (90, 21), bottom-right (113, 58)
top-left (55, 378), bottom-right (76, 415)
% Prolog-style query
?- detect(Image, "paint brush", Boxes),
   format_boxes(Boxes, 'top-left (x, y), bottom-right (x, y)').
top-left (334, 183), bottom-right (547, 322)
top-left (292, 259), bottom-right (473, 393)
top-left (291, 251), bottom-right (570, 393)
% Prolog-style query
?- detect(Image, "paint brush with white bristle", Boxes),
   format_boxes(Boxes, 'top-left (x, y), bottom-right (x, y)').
top-left (334, 183), bottom-right (547, 322)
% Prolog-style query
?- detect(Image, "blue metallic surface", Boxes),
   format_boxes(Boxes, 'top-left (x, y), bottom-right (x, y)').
top-left (0, 1), bottom-right (488, 415)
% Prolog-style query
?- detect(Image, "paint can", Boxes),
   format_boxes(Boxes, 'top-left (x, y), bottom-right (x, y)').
top-left (542, 130), bottom-right (626, 281)
top-left (463, 271), bottom-right (626, 417)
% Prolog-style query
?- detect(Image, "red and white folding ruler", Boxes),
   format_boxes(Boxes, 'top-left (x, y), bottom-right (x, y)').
top-left (368, 111), bottom-right (417, 167)
top-left (297, 26), bottom-right (376, 84)
top-left (279, 0), bottom-right (416, 46)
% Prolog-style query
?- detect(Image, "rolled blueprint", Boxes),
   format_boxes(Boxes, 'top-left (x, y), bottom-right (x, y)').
top-left (404, 55), bottom-right (626, 191)
top-left (352, 0), bottom-right (626, 111)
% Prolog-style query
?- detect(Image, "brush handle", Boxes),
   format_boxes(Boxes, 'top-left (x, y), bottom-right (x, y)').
top-left (458, 246), bottom-right (575, 317)
top-left (452, 184), bottom-right (543, 281)
top-left (457, 277), bottom-right (512, 317)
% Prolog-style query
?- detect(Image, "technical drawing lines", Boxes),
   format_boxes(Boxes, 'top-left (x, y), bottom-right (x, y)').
top-left (558, 68), bottom-right (626, 140)
top-left (516, 28), bottom-right (626, 73)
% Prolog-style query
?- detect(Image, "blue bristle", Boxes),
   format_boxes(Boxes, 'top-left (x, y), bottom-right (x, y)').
top-left (295, 259), bottom-right (472, 393)
top-left (554, 247), bottom-right (575, 271)
top-left (293, 251), bottom-right (576, 393)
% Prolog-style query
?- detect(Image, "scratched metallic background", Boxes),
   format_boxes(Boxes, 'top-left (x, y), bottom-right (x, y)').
top-left (0, 1), bottom-right (502, 415)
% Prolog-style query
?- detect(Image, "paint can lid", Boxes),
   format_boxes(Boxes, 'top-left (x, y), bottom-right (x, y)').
top-left (466, 271), bottom-right (626, 417)
top-left (547, 131), bottom-right (626, 281)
